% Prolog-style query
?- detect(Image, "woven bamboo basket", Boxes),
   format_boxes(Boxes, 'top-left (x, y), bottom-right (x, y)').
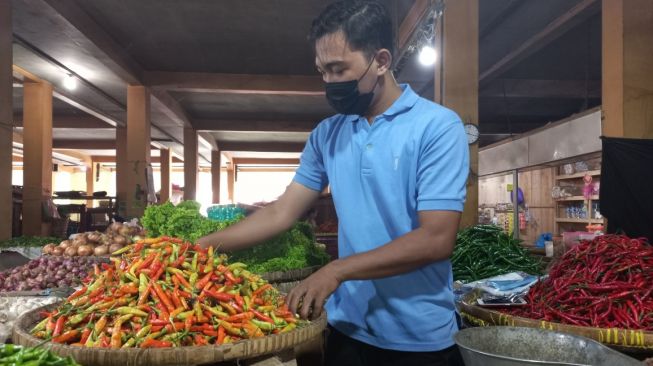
top-left (458, 292), bottom-right (653, 353)
top-left (13, 303), bottom-right (327, 366)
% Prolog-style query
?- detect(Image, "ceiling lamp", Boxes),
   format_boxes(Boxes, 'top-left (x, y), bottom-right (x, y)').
top-left (63, 74), bottom-right (77, 91)
top-left (418, 45), bottom-right (437, 66)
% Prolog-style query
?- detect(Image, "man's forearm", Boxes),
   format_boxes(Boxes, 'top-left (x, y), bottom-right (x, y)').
top-left (199, 202), bottom-right (293, 252)
top-left (330, 226), bottom-right (456, 282)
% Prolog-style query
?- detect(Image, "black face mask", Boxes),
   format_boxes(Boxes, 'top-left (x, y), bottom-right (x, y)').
top-left (325, 57), bottom-right (379, 116)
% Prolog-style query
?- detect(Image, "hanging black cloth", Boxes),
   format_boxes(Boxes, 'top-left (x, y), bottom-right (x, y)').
top-left (601, 136), bottom-right (653, 241)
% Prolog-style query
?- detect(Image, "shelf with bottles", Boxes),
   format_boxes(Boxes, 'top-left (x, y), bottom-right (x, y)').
top-left (553, 157), bottom-right (604, 236)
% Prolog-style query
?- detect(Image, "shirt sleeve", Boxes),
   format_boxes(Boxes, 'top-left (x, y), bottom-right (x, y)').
top-left (293, 124), bottom-right (329, 192)
top-left (416, 117), bottom-right (469, 212)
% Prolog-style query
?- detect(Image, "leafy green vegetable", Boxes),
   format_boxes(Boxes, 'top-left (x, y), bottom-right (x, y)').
top-left (230, 221), bottom-right (330, 274)
top-left (175, 200), bottom-right (202, 212)
top-left (141, 201), bottom-right (176, 238)
top-left (0, 236), bottom-right (60, 248)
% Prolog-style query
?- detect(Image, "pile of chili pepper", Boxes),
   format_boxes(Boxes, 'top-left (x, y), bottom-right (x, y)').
top-left (0, 344), bottom-right (81, 366)
top-left (30, 236), bottom-right (305, 348)
top-left (500, 235), bottom-right (653, 330)
top-left (452, 225), bottom-right (542, 282)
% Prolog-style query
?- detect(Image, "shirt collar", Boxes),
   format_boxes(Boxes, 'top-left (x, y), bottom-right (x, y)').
top-left (347, 83), bottom-right (419, 123)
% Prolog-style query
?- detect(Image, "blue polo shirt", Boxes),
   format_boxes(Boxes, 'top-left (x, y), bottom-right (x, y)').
top-left (293, 84), bottom-right (469, 352)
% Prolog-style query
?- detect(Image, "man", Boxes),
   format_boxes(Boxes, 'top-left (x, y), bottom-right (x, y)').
top-left (198, 1), bottom-right (468, 365)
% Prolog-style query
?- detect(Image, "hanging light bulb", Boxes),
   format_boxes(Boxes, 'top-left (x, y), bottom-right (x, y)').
top-left (63, 74), bottom-right (77, 90)
top-left (418, 45), bottom-right (437, 66)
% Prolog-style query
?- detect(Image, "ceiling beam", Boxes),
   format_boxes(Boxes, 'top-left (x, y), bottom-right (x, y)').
top-left (479, 0), bottom-right (600, 86)
top-left (218, 141), bottom-right (305, 153)
top-left (53, 90), bottom-right (123, 127)
top-left (53, 139), bottom-right (115, 149)
top-left (144, 71), bottom-right (324, 95)
top-left (91, 155), bottom-right (183, 163)
top-left (479, 0), bottom-right (522, 38)
top-left (14, 114), bottom-right (111, 128)
top-left (397, 0), bottom-right (430, 52)
top-left (40, 0), bottom-right (143, 83)
top-left (149, 88), bottom-right (192, 128)
top-left (232, 158), bottom-right (300, 165)
top-left (480, 79), bottom-right (601, 99)
top-left (194, 119), bottom-right (317, 133)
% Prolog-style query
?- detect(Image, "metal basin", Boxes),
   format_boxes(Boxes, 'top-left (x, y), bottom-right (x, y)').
top-left (455, 326), bottom-right (643, 366)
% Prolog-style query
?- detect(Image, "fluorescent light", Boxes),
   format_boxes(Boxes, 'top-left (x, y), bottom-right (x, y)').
top-left (63, 74), bottom-right (77, 90)
top-left (418, 46), bottom-right (437, 66)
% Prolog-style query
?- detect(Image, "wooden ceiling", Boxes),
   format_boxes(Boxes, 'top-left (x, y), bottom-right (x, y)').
top-left (9, 0), bottom-right (603, 164)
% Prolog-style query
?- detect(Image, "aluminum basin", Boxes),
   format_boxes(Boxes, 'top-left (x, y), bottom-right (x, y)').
top-left (454, 326), bottom-right (642, 366)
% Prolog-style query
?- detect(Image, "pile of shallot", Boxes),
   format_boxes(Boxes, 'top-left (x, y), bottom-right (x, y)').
top-left (0, 256), bottom-right (102, 292)
top-left (42, 221), bottom-right (145, 257)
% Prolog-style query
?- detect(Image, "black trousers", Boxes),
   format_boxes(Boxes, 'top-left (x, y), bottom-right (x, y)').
top-left (325, 326), bottom-right (465, 366)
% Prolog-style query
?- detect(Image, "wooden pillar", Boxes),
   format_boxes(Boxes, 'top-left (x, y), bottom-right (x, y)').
top-left (160, 148), bottom-right (171, 203)
top-left (115, 126), bottom-right (128, 217)
top-left (22, 81), bottom-right (53, 236)
top-left (602, 0), bottom-right (653, 138)
top-left (183, 128), bottom-right (198, 201)
top-left (0, 0), bottom-right (12, 239)
top-left (227, 166), bottom-right (235, 203)
top-left (211, 150), bottom-right (221, 204)
top-left (125, 85), bottom-right (151, 218)
top-left (435, 0), bottom-right (479, 228)
top-left (85, 162), bottom-right (94, 207)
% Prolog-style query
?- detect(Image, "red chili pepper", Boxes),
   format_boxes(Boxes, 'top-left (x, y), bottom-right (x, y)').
top-left (206, 290), bottom-right (235, 302)
top-left (52, 329), bottom-right (79, 344)
top-left (251, 309), bottom-right (274, 323)
top-left (141, 338), bottom-right (173, 348)
top-left (52, 316), bottom-right (66, 337)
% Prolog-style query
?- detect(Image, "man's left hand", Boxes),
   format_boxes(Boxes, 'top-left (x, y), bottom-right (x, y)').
top-left (287, 262), bottom-right (342, 320)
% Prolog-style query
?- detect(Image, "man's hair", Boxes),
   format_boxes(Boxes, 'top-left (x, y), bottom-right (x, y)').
top-left (309, 1), bottom-right (394, 59)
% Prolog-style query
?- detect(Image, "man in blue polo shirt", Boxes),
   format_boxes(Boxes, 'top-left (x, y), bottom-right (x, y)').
top-left (198, 1), bottom-right (468, 365)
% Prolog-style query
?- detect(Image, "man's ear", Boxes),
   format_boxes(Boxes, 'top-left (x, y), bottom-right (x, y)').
top-left (375, 49), bottom-right (393, 75)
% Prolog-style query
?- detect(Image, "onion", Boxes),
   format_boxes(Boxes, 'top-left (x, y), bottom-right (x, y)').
top-left (109, 243), bottom-right (124, 255)
top-left (77, 244), bottom-right (94, 256)
top-left (87, 232), bottom-right (102, 243)
top-left (112, 235), bottom-right (128, 246)
top-left (42, 243), bottom-right (56, 255)
top-left (59, 240), bottom-right (71, 249)
top-left (119, 226), bottom-right (131, 236)
top-left (72, 235), bottom-right (87, 247)
top-left (94, 245), bottom-right (109, 256)
top-left (64, 246), bottom-right (77, 257)
top-left (108, 222), bottom-right (123, 233)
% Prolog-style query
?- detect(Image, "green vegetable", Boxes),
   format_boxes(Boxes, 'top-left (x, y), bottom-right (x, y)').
top-left (230, 221), bottom-right (330, 274)
top-left (0, 344), bottom-right (81, 366)
top-left (452, 225), bottom-right (542, 282)
top-left (142, 200), bottom-right (241, 242)
top-left (141, 201), bottom-right (176, 237)
top-left (0, 236), bottom-right (60, 249)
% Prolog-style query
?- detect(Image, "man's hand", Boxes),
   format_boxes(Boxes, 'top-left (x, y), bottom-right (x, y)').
top-left (287, 262), bottom-right (343, 320)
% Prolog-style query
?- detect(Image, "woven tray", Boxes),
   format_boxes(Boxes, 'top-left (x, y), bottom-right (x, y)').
top-left (260, 266), bottom-right (321, 284)
top-left (13, 303), bottom-right (326, 366)
top-left (458, 292), bottom-right (653, 352)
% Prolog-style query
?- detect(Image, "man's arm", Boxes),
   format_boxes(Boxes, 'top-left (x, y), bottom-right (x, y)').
top-left (197, 182), bottom-right (321, 252)
top-left (287, 209), bottom-right (460, 319)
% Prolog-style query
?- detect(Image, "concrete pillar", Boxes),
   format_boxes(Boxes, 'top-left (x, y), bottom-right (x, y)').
top-left (115, 126), bottom-right (128, 217)
top-left (602, 0), bottom-right (653, 138)
top-left (211, 150), bottom-right (221, 204)
top-left (22, 81), bottom-right (53, 236)
top-left (160, 148), bottom-right (171, 203)
top-left (0, 0), bottom-right (12, 239)
top-left (125, 85), bottom-right (151, 218)
top-left (435, 0), bottom-right (479, 228)
top-left (85, 162), bottom-right (94, 207)
top-left (227, 167), bottom-right (235, 203)
top-left (183, 128), bottom-right (198, 201)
